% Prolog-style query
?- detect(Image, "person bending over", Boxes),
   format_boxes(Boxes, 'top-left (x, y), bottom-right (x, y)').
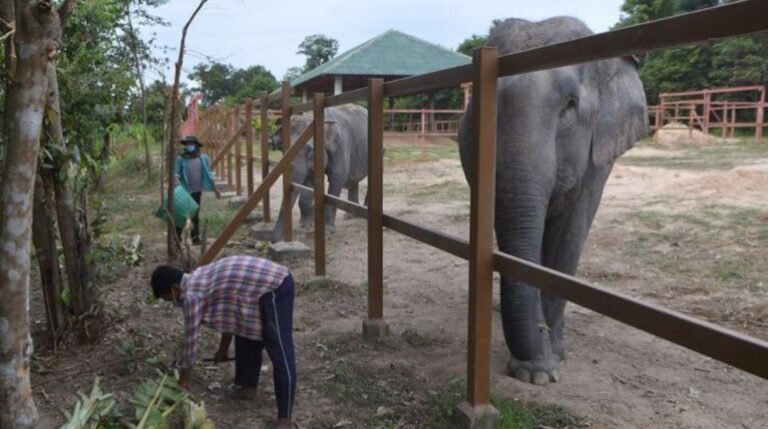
top-left (151, 256), bottom-right (295, 429)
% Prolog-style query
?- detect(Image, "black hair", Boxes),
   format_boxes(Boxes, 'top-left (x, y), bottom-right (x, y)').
top-left (151, 265), bottom-right (184, 298)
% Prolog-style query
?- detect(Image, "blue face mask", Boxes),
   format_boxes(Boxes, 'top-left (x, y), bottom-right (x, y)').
top-left (184, 144), bottom-right (197, 153)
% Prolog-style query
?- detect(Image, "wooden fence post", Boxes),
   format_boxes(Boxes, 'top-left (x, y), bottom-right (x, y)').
top-left (756, 87), bottom-right (765, 140)
top-left (703, 91), bottom-right (711, 135)
top-left (246, 101), bottom-right (254, 196)
top-left (313, 93), bottom-right (326, 277)
top-left (260, 92), bottom-right (271, 222)
top-left (688, 103), bottom-right (694, 138)
top-left (363, 78), bottom-right (389, 341)
top-left (234, 106), bottom-right (242, 196)
top-left (455, 47), bottom-right (500, 428)
top-left (227, 108), bottom-right (234, 188)
top-left (281, 81), bottom-right (293, 241)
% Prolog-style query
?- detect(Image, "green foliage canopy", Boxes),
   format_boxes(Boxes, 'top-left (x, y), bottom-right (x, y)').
top-left (616, 0), bottom-right (767, 103)
top-left (297, 34), bottom-right (340, 70)
top-left (189, 62), bottom-right (279, 106)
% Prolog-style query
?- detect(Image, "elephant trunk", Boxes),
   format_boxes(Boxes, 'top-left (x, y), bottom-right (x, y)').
top-left (496, 190), bottom-right (549, 361)
top-left (494, 104), bottom-right (557, 361)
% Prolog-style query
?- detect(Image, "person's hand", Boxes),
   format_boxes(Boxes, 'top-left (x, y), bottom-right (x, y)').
top-left (178, 368), bottom-right (191, 390)
top-left (213, 347), bottom-right (229, 364)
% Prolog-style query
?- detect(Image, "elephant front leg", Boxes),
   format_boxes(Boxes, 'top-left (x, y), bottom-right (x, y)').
top-left (502, 280), bottom-right (561, 385)
top-left (299, 176), bottom-right (315, 229)
top-left (343, 182), bottom-right (360, 219)
top-left (347, 182), bottom-right (360, 203)
top-left (272, 190), bottom-right (300, 242)
top-left (540, 166), bottom-right (613, 363)
top-left (325, 178), bottom-right (344, 233)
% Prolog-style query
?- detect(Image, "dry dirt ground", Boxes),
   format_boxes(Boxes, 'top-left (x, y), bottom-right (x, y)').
top-left (32, 137), bottom-right (768, 428)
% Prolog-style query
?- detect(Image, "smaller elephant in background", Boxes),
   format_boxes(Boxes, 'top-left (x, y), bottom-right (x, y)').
top-left (271, 104), bottom-right (369, 242)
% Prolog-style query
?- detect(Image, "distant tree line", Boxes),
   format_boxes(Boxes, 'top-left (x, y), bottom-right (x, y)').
top-left (615, 0), bottom-right (768, 104)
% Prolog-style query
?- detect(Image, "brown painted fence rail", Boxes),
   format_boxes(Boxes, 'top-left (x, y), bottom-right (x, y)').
top-left (192, 1), bottom-right (768, 425)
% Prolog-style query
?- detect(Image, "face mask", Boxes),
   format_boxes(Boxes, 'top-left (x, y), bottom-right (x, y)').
top-left (184, 144), bottom-right (197, 153)
top-left (171, 287), bottom-right (184, 308)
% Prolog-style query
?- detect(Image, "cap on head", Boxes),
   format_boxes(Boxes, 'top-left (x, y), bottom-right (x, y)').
top-left (180, 135), bottom-right (202, 146)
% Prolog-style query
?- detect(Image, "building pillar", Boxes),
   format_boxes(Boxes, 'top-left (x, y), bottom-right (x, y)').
top-left (302, 89), bottom-right (309, 103)
top-left (334, 76), bottom-right (343, 95)
top-left (461, 83), bottom-right (473, 111)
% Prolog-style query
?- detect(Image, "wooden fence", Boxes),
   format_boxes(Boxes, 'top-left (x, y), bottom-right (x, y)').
top-left (383, 108), bottom-right (463, 137)
top-left (649, 85), bottom-right (766, 139)
top-left (191, 2), bottom-right (768, 425)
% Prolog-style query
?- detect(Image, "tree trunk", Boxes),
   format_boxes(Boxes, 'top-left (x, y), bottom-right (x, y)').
top-left (126, 6), bottom-right (151, 181)
top-left (32, 168), bottom-right (65, 342)
top-left (94, 132), bottom-right (111, 190)
top-left (44, 50), bottom-right (95, 317)
top-left (166, 0), bottom-right (208, 260)
top-left (0, 1), bottom-right (63, 426)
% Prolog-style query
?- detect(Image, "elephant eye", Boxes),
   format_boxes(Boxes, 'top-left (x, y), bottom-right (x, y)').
top-left (560, 97), bottom-right (578, 120)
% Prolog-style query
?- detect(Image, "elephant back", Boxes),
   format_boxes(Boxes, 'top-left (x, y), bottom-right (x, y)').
top-left (488, 17), bottom-right (593, 55)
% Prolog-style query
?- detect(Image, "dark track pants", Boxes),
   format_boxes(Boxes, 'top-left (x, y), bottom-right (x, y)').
top-left (175, 191), bottom-right (202, 242)
top-left (234, 274), bottom-right (296, 419)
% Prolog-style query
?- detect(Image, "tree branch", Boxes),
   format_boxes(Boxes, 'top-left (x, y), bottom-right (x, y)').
top-left (166, 0), bottom-right (208, 259)
top-left (57, 0), bottom-right (77, 27)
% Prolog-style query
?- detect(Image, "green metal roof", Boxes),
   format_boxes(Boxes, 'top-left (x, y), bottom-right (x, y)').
top-left (291, 30), bottom-right (471, 87)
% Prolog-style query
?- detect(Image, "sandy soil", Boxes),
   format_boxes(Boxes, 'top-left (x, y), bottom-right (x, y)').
top-left (32, 140), bottom-right (768, 428)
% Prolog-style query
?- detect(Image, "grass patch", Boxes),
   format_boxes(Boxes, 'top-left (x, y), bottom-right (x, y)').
top-left (411, 181), bottom-right (469, 202)
top-left (620, 142), bottom-right (768, 171)
top-left (623, 205), bottom-right (768, 294)
top-left (401, 329), bottom-right (439, 347)
top-left (384, 143), bottom-right (459, 166)
top-left (420, 376), bottom-right (586, 428)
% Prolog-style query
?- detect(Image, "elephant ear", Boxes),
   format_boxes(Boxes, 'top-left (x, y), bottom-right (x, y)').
top-left (591, 57), bottom-right (649, 167)
top-left (323, 120), bottom-right (340, 153)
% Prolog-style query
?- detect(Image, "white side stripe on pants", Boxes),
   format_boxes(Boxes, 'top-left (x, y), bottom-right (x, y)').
top-left (272, 292), bottom-right (292, 416)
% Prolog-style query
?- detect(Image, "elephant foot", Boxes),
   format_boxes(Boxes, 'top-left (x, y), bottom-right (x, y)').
top-left (551, 336), bottom-right (567, 361)
top-left (506, 353), bottom-right (560, 385)
top-left (326, 224), bottom-right (336, 234)
top-left (300, 218), bottom-right (313, 229)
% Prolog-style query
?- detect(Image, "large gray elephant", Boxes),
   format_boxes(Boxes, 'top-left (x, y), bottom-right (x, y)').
top-left (458, 17), bottom-right (648, 385)
top-left (271, 104), bottom-right (368, 242)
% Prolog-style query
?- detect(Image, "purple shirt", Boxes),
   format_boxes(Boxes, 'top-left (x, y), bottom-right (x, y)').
top-left (178, 256), bottom-right (289, 368)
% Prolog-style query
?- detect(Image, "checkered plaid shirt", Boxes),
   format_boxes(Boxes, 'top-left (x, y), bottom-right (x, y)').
top-left (177, 256), bottom-right (289, 368)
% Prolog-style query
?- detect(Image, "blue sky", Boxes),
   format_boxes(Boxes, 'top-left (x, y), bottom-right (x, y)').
top-left (146, 0), bottom-right (626, 83)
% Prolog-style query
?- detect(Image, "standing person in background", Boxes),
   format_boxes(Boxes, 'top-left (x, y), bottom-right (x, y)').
top-left (174, 135), bottom-right (217, 244)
